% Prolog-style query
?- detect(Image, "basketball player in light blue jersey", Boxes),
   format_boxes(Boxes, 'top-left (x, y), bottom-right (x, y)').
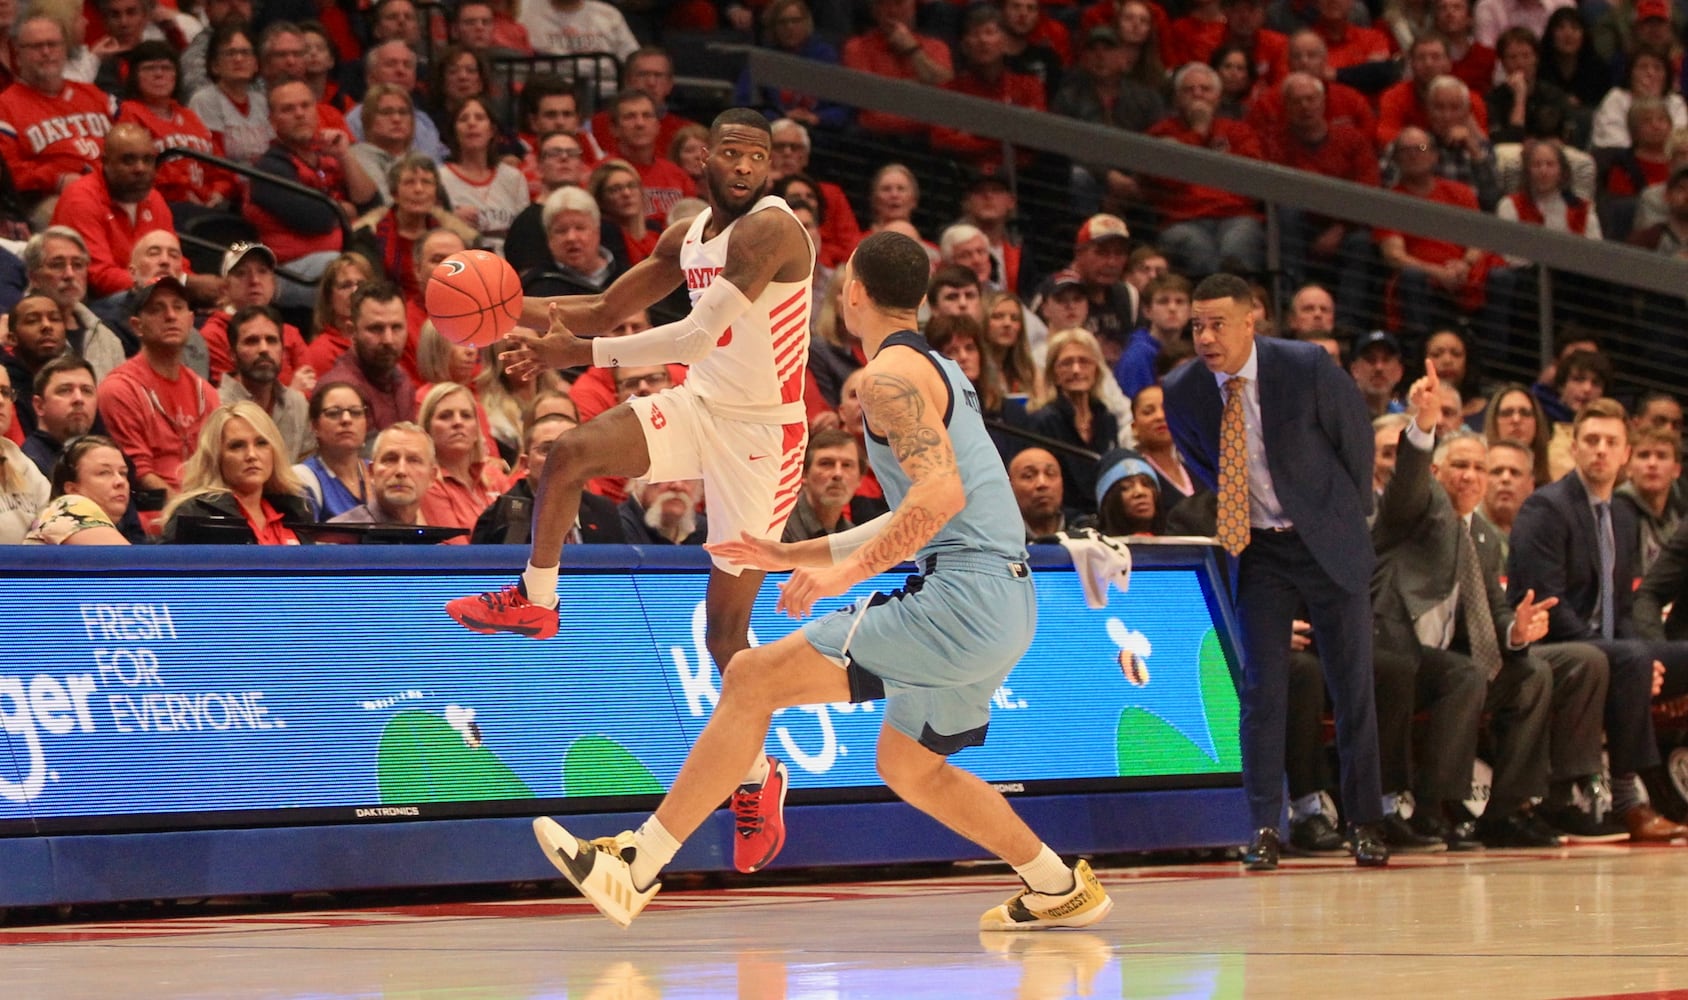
top-left (532, 231), bottom-right (1114, 932)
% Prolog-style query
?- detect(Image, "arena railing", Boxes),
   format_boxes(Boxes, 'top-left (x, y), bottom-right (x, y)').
top-left (739, 47), bottom-right (1688, 398)
top-left (490, 52), bottom-right (623, 117)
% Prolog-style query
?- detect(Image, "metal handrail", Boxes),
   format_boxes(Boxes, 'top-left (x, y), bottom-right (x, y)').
top-left (739, 47), bottom-right (1688, 298)
top-left (156, 146), bottom-right (353, 251)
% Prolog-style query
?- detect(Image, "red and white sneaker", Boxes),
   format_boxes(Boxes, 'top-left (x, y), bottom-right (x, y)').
top-left (445, 584), bottom-right (559, 639)
top-left (731, 756), bottom-right (788, 873)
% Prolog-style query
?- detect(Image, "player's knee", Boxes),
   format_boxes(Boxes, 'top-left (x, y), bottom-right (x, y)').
top-left (540, 429), bottom-right (612, 485)
top-left (719, 646), bottom-right (782, 707)
top-left (876, 739), bottom-right (942, 796)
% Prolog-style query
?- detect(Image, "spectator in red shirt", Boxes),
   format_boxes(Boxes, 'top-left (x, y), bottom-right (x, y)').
top-left (1313, 0), bottom-right (1393, 80)
top-left (0, 15), bottom-right (117, 226)
top-left (590, 159), bottom-right (661, 267)
top-left (322, 281), bottom-right (417, 433)
top-left (605, 89), bottom-right (695, 226)
top-left (1167, 0), bottom-right (1230, 68)
top-left (1248, 29), bottom-right (1377, 144)
top-left (198, 241), bottom-right (313, 391)
top-left (159, 399), bottom-right (312, 544)
top-left (516, 76), bottom-right (603, 189)
top-left (301, 252), bottom-right (375, 376)
top-left (245, 79), bottom-right (378, 309)
top-left (588, 47), bottom-right (697, 160)
top-left (96, 275), bottom-right (216, 495)
top-left (1378, 34), bottom-right (1492, 145)
top-left (49, 122), bottom-right (174, 304)
top-left (1147, 63), bottom-right (1267, 276)
top-left (417, 380), bottom-right (498, 543)
top-left (1375, 125), bottom-right (1513, 343)
top-left (842, 0), bottom-right (955, 137)
top-left (1272, 72), bottom-right (1382, 329)
top-left (117, 42), bottom-right (237, 210)
top-left (932, 5), bottom-right (1049, 173)
top-left (1434, 0), bottom-right (1497, 93)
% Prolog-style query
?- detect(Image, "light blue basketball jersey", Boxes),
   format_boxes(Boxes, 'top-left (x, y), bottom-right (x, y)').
top-left (863, 331), bottom-right (1028, 565)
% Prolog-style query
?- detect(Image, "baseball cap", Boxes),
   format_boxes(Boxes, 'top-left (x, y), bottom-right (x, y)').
top-left (1353, 329), bottom-right (1402, 358)
top-left (130, 274), bottom-right (190, 315)
top-left (1048, 268), bottom-right (1086, 294)
top-left (221, 241), bottom-right (278, 277)
top-left (1075, 213), bottom-right (1130, 249)
top-left (1636, 0), bottom-right (1670, 20)
top-left (963, 168), bottom-right (1011, 193)
top-left (1095, 449), bottom-right (1158, 509)
top-left (1084, 26), bottom-right (1122, 47)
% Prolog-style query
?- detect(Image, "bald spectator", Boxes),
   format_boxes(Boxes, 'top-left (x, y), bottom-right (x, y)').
top-left (781, 428), bottom-right (864, 542)
top-left (0, 15), bottom-right (118, 226)
top-left (245, 80), bottom-right (377, 308)
top-left (769, 118), bottom-right (860, 268)
top-left (1010, 446), bottom-right (1093, 541)
top-left (50, 123), bottom-right (174, 302)
top-left (1285, 283), bottom-right (1337, 337)
top-left (97, 276), bottom-right (215, 494)
top-left (1378, 36), bottom-right (1492, 147)
top-left (217, 304), bottom-right (312, 460)
top-left (1270, 73), bottom-right (1378, 327)
top-left (346, 41), bottom-right (448, 161)
top-left (328, 421), bottom-right (434, 526)
top-left (843, 0), bottom-right (955, 137)
top-left (1248, 29), bottom-right (1376, 139)
top-left (118, 229), bottom-right (217, 378)
top-left (452, 0), bottom-right (526, 61)
top-left (588, 48), bottom-right (696, 161)
top-left (21, 228), bottom-right (126, 381)
top-left (322, 281), bottom-right (416, 432)
top-left (1147, 63), bottom-right (1267, 276)
top-left (603, 90), bottom-right (694, 226)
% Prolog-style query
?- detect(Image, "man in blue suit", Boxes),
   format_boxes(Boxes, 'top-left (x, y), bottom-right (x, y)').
top-left (1506, 397), bottom-right (1688, 842)
top-left (1163, 273), bottom-right (1387, 869)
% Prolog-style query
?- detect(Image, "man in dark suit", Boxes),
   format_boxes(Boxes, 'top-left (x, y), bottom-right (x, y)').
top-left (1375, 365), bottom-right (1610, 847)
top-left (1164, 273), bottom-right (1387, 870)
top-left (1507, 398), bottom-right (1688, 843)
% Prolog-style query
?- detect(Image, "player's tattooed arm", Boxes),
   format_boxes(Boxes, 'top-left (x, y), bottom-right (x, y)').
top-left (848, 362), bottom-right (965, 577)
top-left (720, 207), bottom-right (812, 301)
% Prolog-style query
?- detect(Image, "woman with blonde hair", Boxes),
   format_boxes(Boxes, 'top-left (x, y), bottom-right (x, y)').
top-left (1027, 328), bottom-right (1118, 515)
top-left (669, 123), bottom-right (709, 189)
top-left (590, 159), bottom-right (661, 266)
top-left (161, 401), bottom-right (313, 544)
top-left (415, 322), bottom-right (507, 462)
top-left (981, 290), bottom-right (1044, 403)
top-left (25, 436), bottom-right (134, 546)
top-left (417, 382), bottom-right (500, 542)
top-left (477, 339), bottom-right (563, 461)
top-left (301, 253), bottom-right (375, 374)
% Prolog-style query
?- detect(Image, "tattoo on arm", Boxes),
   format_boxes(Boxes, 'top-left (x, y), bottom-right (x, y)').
top-left (851, 369), bottom-right (960, 574)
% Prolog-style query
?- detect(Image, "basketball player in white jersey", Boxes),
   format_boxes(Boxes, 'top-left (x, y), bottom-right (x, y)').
top-left (444, 109), bottom-right (813, 875)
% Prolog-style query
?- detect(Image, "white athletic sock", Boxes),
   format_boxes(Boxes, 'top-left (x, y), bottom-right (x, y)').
top-left (522, 563), bottom-right (559, 609)
top-left (630, 815), bottom-right (680, 890)
top-left (1013, 845), bottom-right (1076, 897)
top-left (741, 753), bottom-right (771, 788)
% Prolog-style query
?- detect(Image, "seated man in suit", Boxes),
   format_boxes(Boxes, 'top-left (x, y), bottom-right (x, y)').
top-left (472, 414), bottom-right (623, 545)
top-left (1378, 366), bottom-right (1615, 846)
top-left (1507, 398), bottom-right (1688, 843)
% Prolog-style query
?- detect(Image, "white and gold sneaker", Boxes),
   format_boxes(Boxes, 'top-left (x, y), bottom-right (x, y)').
top-left (533, 817), bottom-right (660, 928)
top-left (979, 859), bottom-right (1113, 931)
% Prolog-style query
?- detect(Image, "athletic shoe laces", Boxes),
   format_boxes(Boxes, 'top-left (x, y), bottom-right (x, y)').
top-left (733, 785), bottom-right (766, 834)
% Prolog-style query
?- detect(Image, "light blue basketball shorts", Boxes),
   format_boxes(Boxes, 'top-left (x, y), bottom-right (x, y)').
top-left (801, 551), bottom-right (1036, 755)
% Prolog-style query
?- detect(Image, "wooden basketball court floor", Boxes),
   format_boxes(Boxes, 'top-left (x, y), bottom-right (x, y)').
top-left (2, 847), bottom-right (1685, 999)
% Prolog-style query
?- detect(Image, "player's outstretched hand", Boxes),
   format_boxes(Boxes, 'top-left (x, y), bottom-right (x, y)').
top-left (502, 302), bottom-right (590, 378)
top-left (704, 532), bottom-right (798, 572)
top-left (776, 564), bottom-right (860, 619)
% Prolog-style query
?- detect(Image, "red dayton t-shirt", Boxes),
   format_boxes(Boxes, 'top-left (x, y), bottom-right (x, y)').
top-left (0, 79), bottom-right (115, 195)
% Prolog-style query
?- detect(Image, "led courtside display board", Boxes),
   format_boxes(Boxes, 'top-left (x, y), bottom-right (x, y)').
top-left (0, 547), bottom-right (1241, 836)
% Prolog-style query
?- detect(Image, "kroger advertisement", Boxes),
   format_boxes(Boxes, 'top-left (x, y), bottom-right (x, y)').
top-left (0, 550), bottom-right (1241, 834)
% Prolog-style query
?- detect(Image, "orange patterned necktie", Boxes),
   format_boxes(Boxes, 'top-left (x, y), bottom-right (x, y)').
top-left (1218, 376), bottom-right (1251, 557)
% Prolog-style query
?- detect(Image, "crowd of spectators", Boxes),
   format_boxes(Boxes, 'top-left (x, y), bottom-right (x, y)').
top-left (1, 0), bottom-right (1686, 842)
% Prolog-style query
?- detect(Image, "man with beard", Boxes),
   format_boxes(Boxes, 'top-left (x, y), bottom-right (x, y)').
top-left (201, 243), bottom-right (313, 389)
top-left (49, 124), bottom-right (174, 303)
top-left (322, 282), bottom-right (415, 433)
top-left (619, 477), bottom-right (707, 545)
top-left (1, 293), bottom-right (72, 438)
top-left (22, 355), bottom-right (98, 475)
top-left (217, 305), bottom-right (312, 459)
top-left (446, 109), bottom-right (814, 878)
top-left (0, 15), bottom-right (116, 226)
top-left (1349, 330), bottom-right (1406, 419)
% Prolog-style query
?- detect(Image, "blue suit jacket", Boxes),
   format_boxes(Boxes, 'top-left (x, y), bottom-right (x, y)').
top-left (1163, 336), bottom-right (1376, 594)
top-left (1506, 471), bottom-right (1641, 642)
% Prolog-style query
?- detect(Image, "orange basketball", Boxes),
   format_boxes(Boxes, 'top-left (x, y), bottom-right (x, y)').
top-left (425, 249), bottom-right (523, 347)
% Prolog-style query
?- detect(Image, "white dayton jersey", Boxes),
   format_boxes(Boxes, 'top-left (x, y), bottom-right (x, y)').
top-left (677, 195), bottom-right (814, 417)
